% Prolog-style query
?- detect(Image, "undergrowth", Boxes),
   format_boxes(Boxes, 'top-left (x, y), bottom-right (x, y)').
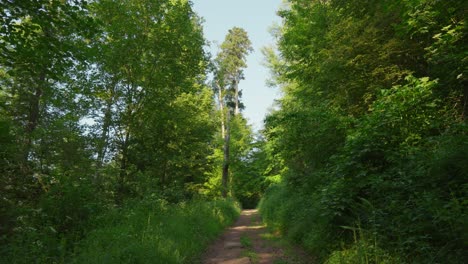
top-left (1, 197), bottom-right (240, 264)
top-left (258, 77), bottom-right (467, 263)
top-left (71, 198), bottom-right (240, 264)
top-left (259, 185), bottom-right (400, 263)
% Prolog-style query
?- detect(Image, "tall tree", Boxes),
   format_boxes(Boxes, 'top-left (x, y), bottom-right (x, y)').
top-left (214, 27), bottom-right (252, 197)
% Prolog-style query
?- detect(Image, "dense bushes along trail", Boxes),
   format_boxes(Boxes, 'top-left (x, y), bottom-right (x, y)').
top-left (1, 199), bottom-right (241, 264)
top-left (259, 0), bottom-right (467, 262)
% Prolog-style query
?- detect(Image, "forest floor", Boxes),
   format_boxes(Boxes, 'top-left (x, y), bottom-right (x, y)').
top-left (201, 209), bottom-right (314, 264)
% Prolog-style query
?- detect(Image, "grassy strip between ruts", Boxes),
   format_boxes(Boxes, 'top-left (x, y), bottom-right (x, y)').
top-left (240, 234), bottom-right (259, 264)
top-left (71, 198), bottom-right (241, 264)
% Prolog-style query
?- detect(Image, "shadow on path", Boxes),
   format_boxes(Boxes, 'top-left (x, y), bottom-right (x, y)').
top-left (201, 209), bottom-right (312, 264)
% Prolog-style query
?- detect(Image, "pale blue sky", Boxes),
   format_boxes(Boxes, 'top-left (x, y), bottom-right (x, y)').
top-left (192, 0), bottom-right (283, 132)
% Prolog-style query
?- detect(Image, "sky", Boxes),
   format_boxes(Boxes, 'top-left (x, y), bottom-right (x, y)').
top-left (192, 0), bottom-right (283, 132)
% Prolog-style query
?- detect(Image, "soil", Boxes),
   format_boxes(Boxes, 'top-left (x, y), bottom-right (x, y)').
top-left (201, 209), bottom-right (313, 264)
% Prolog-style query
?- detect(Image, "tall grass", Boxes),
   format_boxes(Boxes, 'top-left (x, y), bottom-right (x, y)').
top-left (70, 198), bottom-right (240, 264)
top-left (325, 225), bottom-right (400, 264)
top-left (1, 194), bottom-right (240, 264)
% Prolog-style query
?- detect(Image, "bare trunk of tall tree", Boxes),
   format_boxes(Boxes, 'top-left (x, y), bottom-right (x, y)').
top-left (222, 110), bottom-right (231, 198)
top-left (217, 80), bottom-right (230, 197)
top-left (217, 81), bottom-right (226, 138)
top-left (234, 78), bottom-right (240, 115)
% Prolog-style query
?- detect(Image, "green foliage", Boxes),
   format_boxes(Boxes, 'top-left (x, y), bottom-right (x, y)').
top-left (0, 119), bottom-right (18, 237)
top-left (89, 0), bottom-right (213, 200)
top-left (0, 176), bottom-right (105, 264)
top-left (0, 198), bottom-right (239, 264)
top-left (201, 113), bottom-right (268, 208)
top-left (264, 103), bottom-right (348, 186)
top-left (259, 183), bottom-right (337, 258)
top-left (240, 234), bottom-right (253, 249)
top-left (215, 26), bottom-right (253, 100)
top-left (326, 236), bottom-right (400, 264)
top-left (260, 0), bottom-right (467, 263)
top-left (229, 116), bottom-right (265, 208)
top-left (0, 0), bottom-right (241, 262)
top-left (217, 27), bottom-right (253, 80)
top-left (39, 176), bottom-right (104, 236)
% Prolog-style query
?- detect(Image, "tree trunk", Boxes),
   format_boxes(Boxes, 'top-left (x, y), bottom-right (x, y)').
top-left (234, 78), bottom-right (240, 115)
top-left (95, 82), bottom-right (117, 185)
top-left (217, 81), bottom-right (226, 138)
top-left (462, 83), bottom-right (468, 120)
top-left (23, 72), bottom-right (45, 166)
top-left (222, 110), bottom-right (231, 198)
top-left (116, 129), bottom-right (130, 203)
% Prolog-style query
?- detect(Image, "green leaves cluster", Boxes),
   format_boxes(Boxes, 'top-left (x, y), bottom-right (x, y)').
top-left (260, 0), bottom-right (467, 262)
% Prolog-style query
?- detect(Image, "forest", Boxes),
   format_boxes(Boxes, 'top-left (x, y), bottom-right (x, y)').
top-left (0, 0), bottom-right (466, 263)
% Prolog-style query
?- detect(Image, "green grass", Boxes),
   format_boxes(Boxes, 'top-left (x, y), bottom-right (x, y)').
top-left (70, 198), bottom-right (240, 264)
top-left (240, 233), bottom-right (258, 263)
top-left (240, 234), bottom-right (253, 249)
top-left (242, 250), bottom-right (259, 264)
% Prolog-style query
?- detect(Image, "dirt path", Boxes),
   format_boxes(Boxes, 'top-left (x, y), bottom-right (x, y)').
top-left (201, 209), bottom-right (311, 264)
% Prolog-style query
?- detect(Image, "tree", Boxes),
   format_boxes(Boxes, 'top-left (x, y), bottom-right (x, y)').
top-left (214, 27), bottom-right (252, 197)
top-left (0, 0), bottom-right (97, 215)
top-left (87, 0), bottom-right (215, 201)
top-left (0, 0), bottom-right (101, 255)
top-left (0, 0), bottom-right (95, 165)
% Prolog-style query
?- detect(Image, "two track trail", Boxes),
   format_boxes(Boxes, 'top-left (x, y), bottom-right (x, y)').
top-left (202, 209), bottom-right (312, 264)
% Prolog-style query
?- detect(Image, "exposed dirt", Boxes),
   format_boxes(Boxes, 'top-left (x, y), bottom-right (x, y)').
top-left (201, 209), bottom-right (313, 264)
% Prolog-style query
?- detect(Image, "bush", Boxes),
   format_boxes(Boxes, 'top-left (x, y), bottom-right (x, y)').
top-left (259, 183), bottom-right (336, 259)
top-left (0, 175), bottom-right (105, 264)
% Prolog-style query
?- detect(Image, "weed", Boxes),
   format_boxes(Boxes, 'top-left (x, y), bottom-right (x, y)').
top-left (240, 234), bottom-right (253, 249)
